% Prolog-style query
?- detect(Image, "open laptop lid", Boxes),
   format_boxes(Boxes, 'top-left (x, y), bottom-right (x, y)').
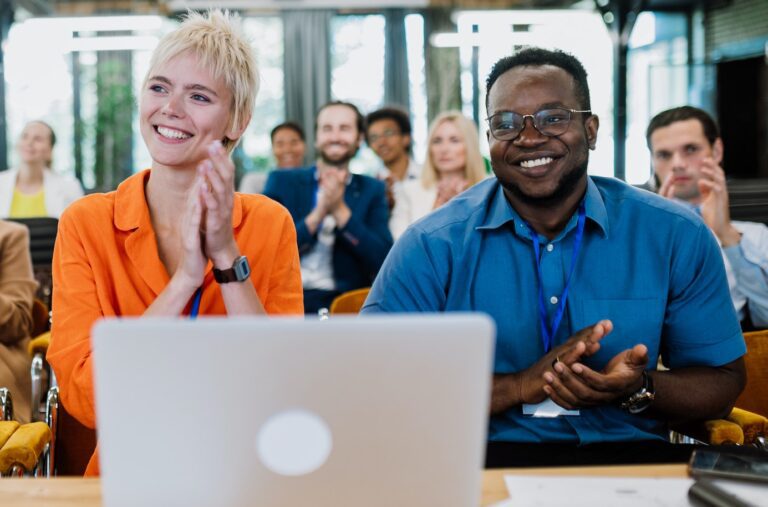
top-left (92, 314), bottom-right (494, 507)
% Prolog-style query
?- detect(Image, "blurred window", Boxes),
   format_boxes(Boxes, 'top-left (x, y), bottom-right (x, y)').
top-left (331, 14), bottom-right (385, 174)
top-left (329, 13), bottom-right (427, 173)
top-left (5, 14), bottom-right (284, 190)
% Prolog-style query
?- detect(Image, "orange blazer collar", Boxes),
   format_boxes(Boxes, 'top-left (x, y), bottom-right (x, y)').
top-left (113, 169), bottom-right (244, 232)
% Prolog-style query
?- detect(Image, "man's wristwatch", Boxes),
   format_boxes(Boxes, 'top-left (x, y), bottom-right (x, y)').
top-left (620, 371), bottom-right (655, 414)
top-left (213, 256), bottom-right (251, 283)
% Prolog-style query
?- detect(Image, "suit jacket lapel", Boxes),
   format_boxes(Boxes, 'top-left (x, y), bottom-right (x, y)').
top-left (344, 173), bottom-right (362, 213)
top-left (300, 168), bottom-right (317, 219)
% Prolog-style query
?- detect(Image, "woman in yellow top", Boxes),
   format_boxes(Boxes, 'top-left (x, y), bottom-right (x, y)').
top-left (0, 120), bottom-right (84, 218)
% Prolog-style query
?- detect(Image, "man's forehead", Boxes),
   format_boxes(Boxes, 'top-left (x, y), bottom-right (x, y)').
top-left (368, 118), bottom-right (399, 132)
top-left (650, 119), bottom-right (710, 150)
top-left (488, 64), bottom-right (578, 108)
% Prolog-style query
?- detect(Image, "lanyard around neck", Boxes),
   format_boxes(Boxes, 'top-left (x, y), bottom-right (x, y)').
top-left (523, 203), bottom-right (586, 353)
top-left (190, 287), bottom-right (202, 320)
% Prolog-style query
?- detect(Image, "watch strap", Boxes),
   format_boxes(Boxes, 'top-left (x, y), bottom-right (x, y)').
top-left (213, 256), bottom-right (250, 284)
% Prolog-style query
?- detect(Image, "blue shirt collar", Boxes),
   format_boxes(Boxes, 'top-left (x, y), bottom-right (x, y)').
top-left (584, 177), bottom-right (609, 237)
top-left (476, 177), bottom-right (609, 238)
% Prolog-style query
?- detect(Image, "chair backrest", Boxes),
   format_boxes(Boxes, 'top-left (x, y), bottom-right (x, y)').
top-left (329, 287), bottom-right (370, 315)
top-left (735, 330), bottom-right (768, 417)
top-left (728, 179), bottom-right (768, 226)
top-left (5, 217), bottom-right (59, 267)
top-left (6, 217), bottom-right (59, 310)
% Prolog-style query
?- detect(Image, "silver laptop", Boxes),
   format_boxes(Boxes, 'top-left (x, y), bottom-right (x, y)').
top-left (92, 314), bottom-right (494, 507)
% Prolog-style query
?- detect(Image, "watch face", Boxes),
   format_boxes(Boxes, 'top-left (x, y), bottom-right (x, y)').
top-left (234, 256), bottom-right (250, 281)
top-left (627, 393), bottom-right (654, 414)
top-left (214, 256), bottom-right (251, 283)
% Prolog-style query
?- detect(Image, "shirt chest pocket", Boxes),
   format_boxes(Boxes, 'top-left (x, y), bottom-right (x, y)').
top-left (575, 298), bottom-right (664, 369)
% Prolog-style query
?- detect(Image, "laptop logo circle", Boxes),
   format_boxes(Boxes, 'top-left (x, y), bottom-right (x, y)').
top-left (255, 409), bottom-right (333, 476)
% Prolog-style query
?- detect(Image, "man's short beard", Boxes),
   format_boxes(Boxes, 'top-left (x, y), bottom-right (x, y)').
top-left (319, 146), bottom-right (359, 167)
top-left (501, 153), bottom-right (589, 208)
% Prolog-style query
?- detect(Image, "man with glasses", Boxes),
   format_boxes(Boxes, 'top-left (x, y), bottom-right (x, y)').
top-left (365, 107), bottom-right (421, 210)
top-left (363, 48), bottom-right (745, 467)
top-left (647, 106), bottom-right (768, 330)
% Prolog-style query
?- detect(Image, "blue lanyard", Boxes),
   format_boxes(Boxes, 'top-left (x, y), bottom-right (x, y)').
top-left (190, 287), bottom-right (202, 320)
top-left (523, 203), bottom-right (586, 353)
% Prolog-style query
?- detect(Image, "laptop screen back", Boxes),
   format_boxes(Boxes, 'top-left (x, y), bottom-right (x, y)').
top-left (92, 314), bottom-right (494, 507)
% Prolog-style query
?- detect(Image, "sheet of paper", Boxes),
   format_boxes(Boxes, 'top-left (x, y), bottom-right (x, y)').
top-left (504, 476), bottom-right (691, 507)
top-left (521, 398), bottom-right (580, 417)
top-left (503, 475), bottom-right (767, 507)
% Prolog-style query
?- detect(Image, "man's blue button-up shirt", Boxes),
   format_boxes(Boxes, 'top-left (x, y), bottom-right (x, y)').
top-left (362, 176), bottom-right (745, 444)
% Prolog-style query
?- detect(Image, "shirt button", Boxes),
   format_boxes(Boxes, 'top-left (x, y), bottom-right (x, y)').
top-left (550, 296), bottom-right (558, 305)
top-left (546, 244), bottom-right (554, 252)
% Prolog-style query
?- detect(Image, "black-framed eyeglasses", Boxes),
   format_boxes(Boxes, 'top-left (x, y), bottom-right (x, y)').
top-left (486, 108), bottom-right (592, 140)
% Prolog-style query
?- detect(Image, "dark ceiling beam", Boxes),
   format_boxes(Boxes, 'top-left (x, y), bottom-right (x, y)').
top-left (594, 0), bottom-right (645, 181)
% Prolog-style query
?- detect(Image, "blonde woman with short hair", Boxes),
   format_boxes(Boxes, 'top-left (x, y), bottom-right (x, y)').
top-left (389, 111), bottom-right (486, 240)
top-left (48, 10), bottom-right (303, 476)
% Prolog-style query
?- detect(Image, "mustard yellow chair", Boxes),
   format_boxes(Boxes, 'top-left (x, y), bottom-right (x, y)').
top-left (0, 386), bottom-right (55, 477)
top-left (329, 288), bottom-right (371, 315)
top-left (723, 330), bottom-right (768, 447)
top-left (15, 311), bottom-right (95, 477)
top-left (2, 384), bottom-right (94, 477)
top-left (694, 330), bottom-right (768, 448)
top-left (734, 330), bottom-right (768, 417)
top-left (0, 421), bottom-right (51, 476)
top-left (0, 300), bottom-right (88, 477)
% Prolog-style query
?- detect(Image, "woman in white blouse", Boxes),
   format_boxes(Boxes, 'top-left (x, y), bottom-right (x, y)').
top-left (0, 120), bottom-right (83, 218)
top-left (389, 111), bottom-right (487, 240)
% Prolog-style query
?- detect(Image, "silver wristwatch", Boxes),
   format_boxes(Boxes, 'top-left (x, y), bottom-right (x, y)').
top-left (620, 371), bottom-right (655, 414)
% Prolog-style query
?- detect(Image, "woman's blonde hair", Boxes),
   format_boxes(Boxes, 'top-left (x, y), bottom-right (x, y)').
top-left (143, 9), bottom-right (259, 152)
top-left (421, 111), bottom-right (486, 189)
